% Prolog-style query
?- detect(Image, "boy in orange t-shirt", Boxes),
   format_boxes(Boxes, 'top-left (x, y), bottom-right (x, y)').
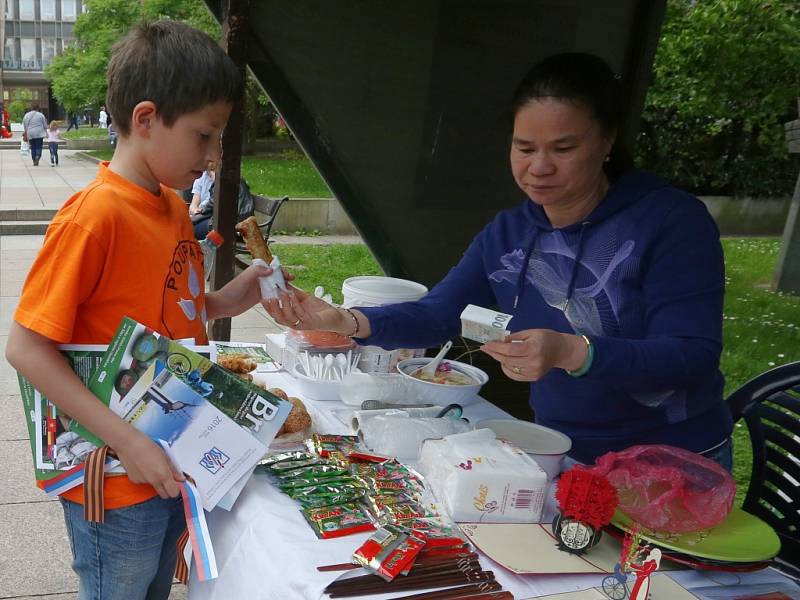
top-left (6, 21), bottom-right (280, 600)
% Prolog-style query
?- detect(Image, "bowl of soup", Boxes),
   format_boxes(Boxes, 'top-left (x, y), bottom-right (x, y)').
top-left (396, 358), bottom-right (489, 406)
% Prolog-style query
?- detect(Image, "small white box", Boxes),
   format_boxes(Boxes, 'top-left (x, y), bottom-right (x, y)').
top-left (460, 305), bottom-right (513, 344)
top-left (265, 333), bottom-right (287, 366)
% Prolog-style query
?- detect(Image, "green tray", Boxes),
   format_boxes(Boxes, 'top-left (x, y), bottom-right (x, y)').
top-left (611, 508), bottom-right (780, 563)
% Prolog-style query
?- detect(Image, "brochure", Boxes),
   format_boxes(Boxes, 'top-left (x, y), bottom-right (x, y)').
top-left (18, 345), bottom-right (110, 480)
top-left (212, 341), bottom-right (272, 363)
top-left (75, 317), bottom-right (292, 507)
top-left (119, 361), bottom-right (268, 510)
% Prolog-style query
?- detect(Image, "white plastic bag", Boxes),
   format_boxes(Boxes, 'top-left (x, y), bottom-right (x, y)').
top-left (339, 372), bottom-right (418, 406)
top-left (358, 414), bottom-right (471, 459)
top-left (19, 140), bottom-right (29, 155)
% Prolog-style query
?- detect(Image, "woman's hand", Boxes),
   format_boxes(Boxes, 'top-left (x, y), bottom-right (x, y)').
top-left (264, 286), bottom-right (353, 333)
top-left (113, 428), bottom-right (184, 498)
top-left (481, 329), bottom-right (587, 381)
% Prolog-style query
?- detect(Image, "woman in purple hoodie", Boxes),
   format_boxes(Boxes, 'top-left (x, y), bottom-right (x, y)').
top-left (265, 53), bottom-right (734, 469)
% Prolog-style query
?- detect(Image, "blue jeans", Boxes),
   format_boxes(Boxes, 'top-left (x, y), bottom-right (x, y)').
top-left (49, 141), bottom-right (59, 164)
top-left (699, 437), bottom-right (733, 472)
top-left (61, 495), bottom-right (185, 600)
top-left (29, 137), bottom-right (44, 162)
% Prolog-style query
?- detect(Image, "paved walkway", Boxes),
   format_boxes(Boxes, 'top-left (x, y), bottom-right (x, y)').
top-left (0, 148), bottom-right (97, 210)
top-left (0, 149), bottom-right (362, 598)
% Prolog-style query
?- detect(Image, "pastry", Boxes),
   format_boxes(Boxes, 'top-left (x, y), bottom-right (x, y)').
top-left (218, 353), bottom-right (258, 374)
top-left (235, 216), bottom-right (272, 263)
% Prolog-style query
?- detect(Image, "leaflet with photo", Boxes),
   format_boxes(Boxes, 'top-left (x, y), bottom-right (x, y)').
top-left (120, 361), bottom-right (268, 510)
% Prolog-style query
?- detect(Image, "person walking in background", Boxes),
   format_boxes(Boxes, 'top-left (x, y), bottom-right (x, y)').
top-left (99, 106), bottom-right (108, 128)
top-left (22, 105), bottom-right (48, 166)
top-left (66, 112), bottom-right (79, 131)
top-left (46, 121), bottom-right (63, 166)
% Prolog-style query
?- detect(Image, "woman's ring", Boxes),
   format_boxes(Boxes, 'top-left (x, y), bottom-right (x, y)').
top-left (513, 366), bottom-right (522, 375)
top-left (293, 318), bottom-right (302, 326)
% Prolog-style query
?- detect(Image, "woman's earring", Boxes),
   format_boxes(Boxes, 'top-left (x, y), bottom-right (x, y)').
top-left (604, 155), bottom-right (610, 163)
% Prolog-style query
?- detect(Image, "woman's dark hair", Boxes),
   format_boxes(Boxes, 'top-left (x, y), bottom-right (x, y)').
top-left (511, 52), bottom-right (632, 178)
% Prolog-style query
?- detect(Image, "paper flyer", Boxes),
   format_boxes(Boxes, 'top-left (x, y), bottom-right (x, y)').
top-left (73, 317), bottom-right (291, 508)
top-left (18, 345), bottom-right (112, 481)
top-left (121, 361), bottom-right (268, 510)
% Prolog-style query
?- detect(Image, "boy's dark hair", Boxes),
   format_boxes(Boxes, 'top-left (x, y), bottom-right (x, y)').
top-left (106, 20), bottom-right (242, 136)
top-left (511, 52), bottom-right (632, 179)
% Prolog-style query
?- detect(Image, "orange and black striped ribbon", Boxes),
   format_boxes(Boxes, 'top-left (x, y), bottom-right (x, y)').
top-left (175, 528), bottom-right (190, 584)
top-left (83, 445), bottom-right (109, 523)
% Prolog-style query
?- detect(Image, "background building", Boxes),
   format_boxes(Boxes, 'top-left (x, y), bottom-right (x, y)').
top-left (1, 0), bottom-right (82, 119)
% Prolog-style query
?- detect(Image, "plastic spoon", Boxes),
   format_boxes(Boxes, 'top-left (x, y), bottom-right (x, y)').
top-left (323, 354), bottom-right (335, 380)
top-left (412, 341), bottom-right (453, 378)
top-left (335, 353), bottom-right (348, 380)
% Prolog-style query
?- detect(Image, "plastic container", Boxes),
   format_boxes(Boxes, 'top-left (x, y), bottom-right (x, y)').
top-left (291, 366), bottom-right (342, 401)
top-left (396, 358), bottom-right (488, 406)
top-left (475, 419), bottom-right (572, 480)
top-left (341, 276), bottom-right (429, 373)
top-left (199, 230), bottom-right (224, 278)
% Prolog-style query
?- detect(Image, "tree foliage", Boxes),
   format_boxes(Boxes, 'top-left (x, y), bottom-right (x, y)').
top-left (46, 0), bottom-right (219, 113)
top-left (636, 0), bottom-right (800, 196)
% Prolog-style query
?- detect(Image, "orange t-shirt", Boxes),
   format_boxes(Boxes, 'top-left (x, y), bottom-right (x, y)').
top-left (16, 162), bottom-right (209, 508)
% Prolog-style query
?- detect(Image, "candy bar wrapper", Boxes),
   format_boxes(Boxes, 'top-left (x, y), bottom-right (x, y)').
top-left (303, 502), bottom-right (375, 539)
top-left (282, 476), bottom-right (359, 494)
top-left (277, 463), bottom-right (349, 483)
top-left (353, 525), bottom-right (427, 582)
top-left (307, 434), bottom-right (362, 458)
top-left (259, 451), bottom-right (317, 467)
top-left (459, 304), bottom-right (513, 343)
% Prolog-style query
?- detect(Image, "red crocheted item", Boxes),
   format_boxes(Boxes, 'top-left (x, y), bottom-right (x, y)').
top-left (555, 467), bottom-right (619, 529)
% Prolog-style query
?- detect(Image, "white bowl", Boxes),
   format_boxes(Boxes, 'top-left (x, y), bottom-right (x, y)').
top-left (291, 366), bottom-right (342, 401)
top-left (396, 358), bottom-right (488, 407)
top-left (476, 419), bottom-right (572, 480)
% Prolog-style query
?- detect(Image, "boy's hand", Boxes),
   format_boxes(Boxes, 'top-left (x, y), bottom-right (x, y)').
top-left (113, 429), bottom-right (184, 498)
top-left (205, 263), bottom-right (294, 320)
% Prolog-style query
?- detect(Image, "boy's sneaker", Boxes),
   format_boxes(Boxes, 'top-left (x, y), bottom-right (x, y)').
top-left (50, 163), bottom-right (55, 167)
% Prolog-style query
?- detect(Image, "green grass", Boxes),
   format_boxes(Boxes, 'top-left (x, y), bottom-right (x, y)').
top-left (86, 149), bottom-right (113, 161)
top-left (720, 238), bottom-right (800, 501)
top-left (241, 150), bottom-right (330, 198)
top-left (85, 149), bottom-right (330, 198)
top-left (274, 243), bottom-right (383, 305)
top-left (61, 127), bottom-right (110, 140)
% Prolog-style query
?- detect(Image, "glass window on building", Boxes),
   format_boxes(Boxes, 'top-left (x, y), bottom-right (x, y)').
top-left (42, 0), bottom-right (57, 20)
top-left (42, 39), bottom-right (56, 65)
top-left (61, 0), bottom-right (77, 21)
top-left (4, 0), bottom-right (15, 19)
top-left (20, 38), bottom-right (36, 68)
top-left (19, 0), bottom-right (35, 20)
top-left (3, 37), bottom-right (15, 68)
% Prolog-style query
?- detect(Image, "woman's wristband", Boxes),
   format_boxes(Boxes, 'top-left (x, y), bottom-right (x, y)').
top-left (341, 307), bottom-right (360, 337)
top-left (566, 335), bottom-right (594, 377)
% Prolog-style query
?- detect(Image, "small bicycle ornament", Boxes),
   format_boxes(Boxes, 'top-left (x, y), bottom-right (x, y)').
top-left (601, 563), bottom-right (630, 600)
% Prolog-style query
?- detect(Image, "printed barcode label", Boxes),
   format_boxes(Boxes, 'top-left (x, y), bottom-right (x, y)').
top-left (514, 489), bottom-right (535, 509)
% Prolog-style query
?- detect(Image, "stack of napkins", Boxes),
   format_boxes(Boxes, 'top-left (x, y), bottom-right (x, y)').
top-left (418, 429), bottom-right (546, 523)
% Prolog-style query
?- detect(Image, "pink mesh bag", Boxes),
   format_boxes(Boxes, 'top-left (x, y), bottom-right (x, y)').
top-left (588, 444), bottom-right (736, 532)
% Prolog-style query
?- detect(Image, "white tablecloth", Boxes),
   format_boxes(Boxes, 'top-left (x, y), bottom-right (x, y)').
top-left (188, 369), bottom-right (798, 600)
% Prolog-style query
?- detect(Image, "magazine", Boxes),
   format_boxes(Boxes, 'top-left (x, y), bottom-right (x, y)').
top-left (118, 361), bottom-right (268, 510)
top-left (212, 341), bottom-right (272, 363)
top-left (18, 345), bottom-right (112, 480)
top-left (75, 317), bottom-right (292, 508)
